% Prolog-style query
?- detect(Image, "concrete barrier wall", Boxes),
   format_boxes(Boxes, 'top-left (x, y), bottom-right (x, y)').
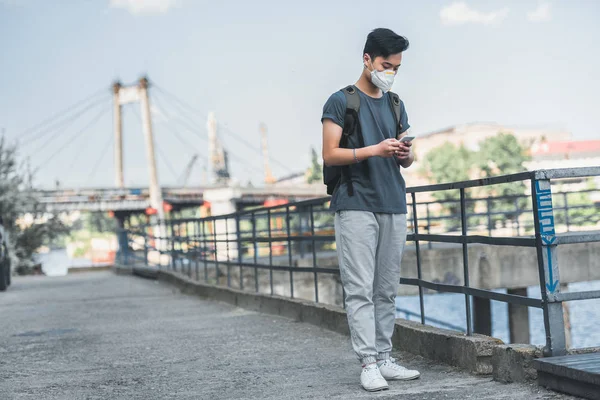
top-left (153, 267), bottom-right (503, 375)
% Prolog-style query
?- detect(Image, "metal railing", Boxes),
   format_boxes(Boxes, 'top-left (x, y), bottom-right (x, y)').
top-left (117, 167), bottom-right (600, 357)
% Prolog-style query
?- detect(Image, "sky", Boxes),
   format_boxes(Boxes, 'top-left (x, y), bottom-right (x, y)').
top-left (1, 0), bottom-right (599, 189)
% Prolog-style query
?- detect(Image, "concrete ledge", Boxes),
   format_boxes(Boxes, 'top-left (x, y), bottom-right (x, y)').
top-left (493, 344), bottom-right (544, 383)
top-left (152, 268), bottom-right (503, 375)
top-left (393, 319), bottom-right (502, 375)
top-left (492, 344), bottom-right (600, 383)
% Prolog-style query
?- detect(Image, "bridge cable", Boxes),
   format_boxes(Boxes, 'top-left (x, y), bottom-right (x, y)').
top-left (86, 131), bottom-right (114, 184)
top-left (149, 95), bottom-right (209, 163)
top-left (151, 83), bottom-right (294, 174)
top-left (150, 90), bottom-right (266, 176)
top-left (18, 90), bottom-right (110, 144)
top-left (23, 95), bottom-right (111, 152)
top-left (32, 104), bottom-right (111, 174)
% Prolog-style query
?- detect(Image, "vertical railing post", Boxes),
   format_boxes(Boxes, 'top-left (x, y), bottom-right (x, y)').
top-left (252, 212), bottom-right (259, 293)
top-left (486, 198), bottom-right (493, 236)
top-left (170, 219), bottom-right (176, 271)
top-left (426, 202), bottom-right (432, 250)
top-left (268, 209), bottom-right (274, 296)
top-left (212, 218), bottom-right (218, 285)
top-left (226, 217), bottom-right (231, 288)
top-left (202, 219), bottom-right (208, 282)
top-left (236, 214), bottom-right (244, 290)
top-left (286, 206), bottom-right (294, 298)
top-left (532, 177), bottom-right (566, 357)
top-left (514, 198), bottom-right (521, 237)
top-left (460, 188), bottom-right (473, 336)
top-left (194, 220), bottom-right (199, 281)
top-left (411, 192), bottom-right (425, 325)
top-left (310, 204), bottom-right (319, 303)
top-left (563, 192), bottom-right (570, 232)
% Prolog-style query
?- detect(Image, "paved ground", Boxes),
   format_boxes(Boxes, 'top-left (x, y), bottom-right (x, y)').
top-left (0, 271), bottom-right (578, 400)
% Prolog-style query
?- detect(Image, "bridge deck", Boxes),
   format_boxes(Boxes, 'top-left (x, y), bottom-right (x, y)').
top-left (0, 271), bottom-right (575, 399)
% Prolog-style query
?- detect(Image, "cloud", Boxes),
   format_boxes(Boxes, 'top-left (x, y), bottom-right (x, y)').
top-left (109, 0), bottom-right (179, 15)
top-left (440, 2), bottom-right (509, 26)
top-left (527, 2), bottom-right (551, 22)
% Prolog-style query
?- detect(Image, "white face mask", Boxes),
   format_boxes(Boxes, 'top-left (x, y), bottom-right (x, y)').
top-left (367, 60), bottom-right (396, 92)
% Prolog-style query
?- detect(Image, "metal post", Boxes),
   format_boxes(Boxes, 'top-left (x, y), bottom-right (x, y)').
top-left (213, 218), bottom-right (218, 285)
top-left (563, 192), bottom-right (570, 232)
top-left (186, 221), bottom-right (192, 278)
top-left (252, 212), bottom-right (259, 292)
top-left (194, 221), bottom-right (199, 281)
top-left (531, 178), bottom-right (566, 357)
top-left (310, 205), bottom-right (319, 303)
top-left (426, 203), bottom-right (432, 250)
top-left (514, 198), bottom-right (521, 236)
top-left (226, 217), bottom-right (231, 288)
top-left (202, 220), bottom-right (208, 282)
top-left (286, 206), bottom-right (294, 298)
top-left (268, 209), bottom-right (274, 296)
top-left (411, 193), bottom-right (425, 325)
top-left (460, 189), bottom-right (473, 336)
top-left (236, 215), bottom-right (244, 290)
top-left (170, 220), bottom-right (176, 271)
top-left (487, 198), bottom-right (492, 236)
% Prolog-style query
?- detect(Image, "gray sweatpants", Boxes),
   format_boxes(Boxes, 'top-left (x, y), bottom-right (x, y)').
top-left (334, 210), bottom-right (407, 366)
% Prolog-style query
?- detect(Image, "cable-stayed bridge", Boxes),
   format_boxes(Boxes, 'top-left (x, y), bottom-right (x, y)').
top-left (12, 76), bottom-right (324, 220)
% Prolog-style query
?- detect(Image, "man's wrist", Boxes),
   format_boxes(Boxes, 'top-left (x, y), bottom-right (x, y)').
top-left (399, 152), bottom-right (414, 168)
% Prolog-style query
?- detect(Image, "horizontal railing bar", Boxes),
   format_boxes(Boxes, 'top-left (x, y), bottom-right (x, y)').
top-left (553, 290), bottom-right (600, 302)
top-left (180, 258), bottom-right (340, 274)
top-left (407, 234), bottom-right (537, 247)
top-left (554, 233), bottom-right (600, 245)
top-left (407, 171), bottom-right (534, 193)
top-left (535, 167), bottom-right (600, 180)
top-left (400, 278), bottom-right (543, 308)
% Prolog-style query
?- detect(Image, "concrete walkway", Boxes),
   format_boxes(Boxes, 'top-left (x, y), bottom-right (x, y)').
top-left (0, 271), bottom-right (576, 400)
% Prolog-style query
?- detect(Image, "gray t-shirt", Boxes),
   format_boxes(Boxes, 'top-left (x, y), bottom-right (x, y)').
top-left (321, 88), bottom-right (410, 214)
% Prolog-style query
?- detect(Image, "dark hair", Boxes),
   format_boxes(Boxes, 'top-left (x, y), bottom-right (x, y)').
top-left (363, 28), bottom-right (409, 59)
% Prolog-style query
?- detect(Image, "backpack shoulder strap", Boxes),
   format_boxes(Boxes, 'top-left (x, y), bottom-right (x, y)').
top-left (387, 91), bottom-right (403, 137)
top-left (340, 85), bottom-right (364, 147)
top-left (342, 85), bottom-right (360, 114)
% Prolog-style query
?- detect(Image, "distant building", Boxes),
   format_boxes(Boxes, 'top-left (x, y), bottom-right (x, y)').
top-left (404, 122), bottom-right (575, 186)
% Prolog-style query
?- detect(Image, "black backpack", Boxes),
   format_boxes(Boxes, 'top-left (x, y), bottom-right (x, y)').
top-left (323, 85), bottom-right (403, 196)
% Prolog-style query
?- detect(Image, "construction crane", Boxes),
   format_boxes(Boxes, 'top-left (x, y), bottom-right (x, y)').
top-left (178, 154), bottom-right (199, 187)
top-left (260, 122), bottom-right (276, 185)
top-left (206, 112), bottom-right (230, 185)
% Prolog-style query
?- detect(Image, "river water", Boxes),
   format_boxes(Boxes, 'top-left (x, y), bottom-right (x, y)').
top-left (37, 249), bottom-right (599, 349)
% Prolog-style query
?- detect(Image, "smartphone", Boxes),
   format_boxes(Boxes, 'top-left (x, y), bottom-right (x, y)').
top-left (400, 136), bottom-right (415, 143)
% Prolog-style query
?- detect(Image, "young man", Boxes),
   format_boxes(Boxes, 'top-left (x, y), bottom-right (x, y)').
top-left (321, 28), bottom-right (420, 392)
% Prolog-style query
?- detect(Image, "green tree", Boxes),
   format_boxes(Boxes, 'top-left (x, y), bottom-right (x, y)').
top-left (420, 143), bottom-right (474, 228)
top-left (554, 179), bottom-right (600, 228)
top-left (475, 133), bottom-right (531, 226)
top-left (305, 146), bottom-right (323, 184)
top-left (0, 137), bottom-right (69, 274)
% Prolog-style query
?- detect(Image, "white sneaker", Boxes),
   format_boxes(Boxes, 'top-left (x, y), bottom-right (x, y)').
top-left (377, 358), bottom-right (421, 381)
top-left (360, 363), bottom-right (389, 392)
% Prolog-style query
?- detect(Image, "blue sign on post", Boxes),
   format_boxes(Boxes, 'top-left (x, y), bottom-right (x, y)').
top-left (535, 181), bottom-right (558, 293)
